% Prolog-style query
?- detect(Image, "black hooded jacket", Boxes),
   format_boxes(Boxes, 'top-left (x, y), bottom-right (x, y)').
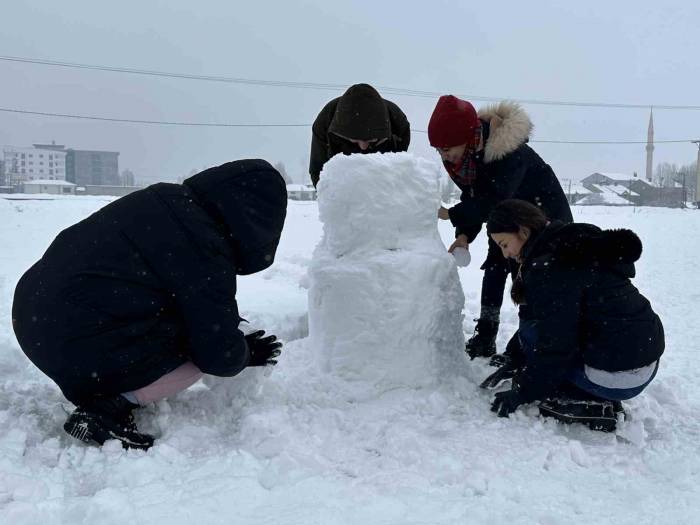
top-left (12, 159), bottom-right (287, 405)
top-left (309, 84), bottom-right (410, 187)
top-left (513, 222), bottom-right (665, 402)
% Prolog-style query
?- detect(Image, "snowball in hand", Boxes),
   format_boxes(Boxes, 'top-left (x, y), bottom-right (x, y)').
top-left (452, 246), bottom-right (471, 267)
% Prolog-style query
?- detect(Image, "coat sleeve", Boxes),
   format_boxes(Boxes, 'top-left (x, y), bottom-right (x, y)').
top-left (309, 125), bottom-right (328, 188)
top-left (309, 104), bottom-right (335, 187)
top-left (390, 105), bottom-right (411, 152)
top-left (455, 222), bottom-right (482, 243)
top-left (447, 150), bottom-right (528, 235)
top-left (172, 261), bottom-right (251, 377)
top-left (513, 266), bottom-right (587, 402)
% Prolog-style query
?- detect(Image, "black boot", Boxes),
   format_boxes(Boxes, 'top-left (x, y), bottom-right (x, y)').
top-left (489, 330), bottom-right (523, 368)
top-left (64, 396), bottom-right (155, 450)
top-left (538, 390), bottom-right (625, 433)
top-left (465, 319), bottom-right (498, 359)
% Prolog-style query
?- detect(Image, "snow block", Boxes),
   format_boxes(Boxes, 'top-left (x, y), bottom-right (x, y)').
top-left (308, 153), bottom-right (465, 390)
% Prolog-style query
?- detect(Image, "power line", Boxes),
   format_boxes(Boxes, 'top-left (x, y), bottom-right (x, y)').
top-left (411, 128), bottom-right (692, 144)
top-left (1, 106), bottom-right (696, 145)
top-left (0, 107), bottom-right (310, 128)
top-left (2, 54), bottom-right (700, 111)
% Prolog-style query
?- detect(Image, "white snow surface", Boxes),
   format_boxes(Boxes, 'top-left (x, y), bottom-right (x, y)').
top-left (309, 154), bottom-right (465, 390)
top-left (1, 184), bottom-right (699, 523)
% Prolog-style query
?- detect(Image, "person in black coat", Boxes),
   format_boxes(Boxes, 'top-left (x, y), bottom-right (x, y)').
top-left (309, 83), bottom-right (410, 187)
top-left (483, 199), bottom-right (664, 431)
top-left (12, 159), bottom-right (287, 449)
top-left (428, 96), bottom-right (572, 361)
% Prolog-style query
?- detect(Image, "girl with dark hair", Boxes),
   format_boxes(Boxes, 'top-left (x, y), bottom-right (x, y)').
top-left (482, 199), bottom-right (664, 431)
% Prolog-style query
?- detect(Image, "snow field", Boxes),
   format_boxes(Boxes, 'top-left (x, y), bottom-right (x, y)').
top-left (0, 166), bottom-right (698, 523)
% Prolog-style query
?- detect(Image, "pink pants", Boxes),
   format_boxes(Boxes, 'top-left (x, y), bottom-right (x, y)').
top-left (127, 362), bottom-right (203, 405)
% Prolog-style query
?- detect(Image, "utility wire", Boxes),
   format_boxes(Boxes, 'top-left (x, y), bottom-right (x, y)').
top-left (2, 55), bottom-right (700, 111)
top-left (0, 107), bottom-right (309, 128)
top-left (1, 107), bottom-right (696, 144)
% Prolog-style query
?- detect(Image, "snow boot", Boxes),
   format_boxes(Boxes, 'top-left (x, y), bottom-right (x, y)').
top-left (64, 395), bottom-right (155, 450)
top-left (538, 395), bottom-right (625, 433)
top-left (465, 319), bottom-right (498, 359)
top-left (488, 331), bottom-right (524, 368)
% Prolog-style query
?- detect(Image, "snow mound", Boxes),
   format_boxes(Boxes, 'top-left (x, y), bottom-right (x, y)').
top-left (308, 153), bottom-right (465, 392)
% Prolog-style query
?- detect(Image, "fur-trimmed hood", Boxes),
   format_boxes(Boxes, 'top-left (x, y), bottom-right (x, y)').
top-left (478, 101), bottom-right (533, 164)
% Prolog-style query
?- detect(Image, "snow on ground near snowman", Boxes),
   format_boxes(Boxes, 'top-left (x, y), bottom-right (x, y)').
top-left (0, 174), bottom-right (699, 523)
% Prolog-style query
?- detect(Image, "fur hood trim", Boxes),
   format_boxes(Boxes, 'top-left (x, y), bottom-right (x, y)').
top-left (478, 101), bottom-right (533, 163)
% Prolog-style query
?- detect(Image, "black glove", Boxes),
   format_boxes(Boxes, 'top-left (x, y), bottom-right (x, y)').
top-left (490, 389), bottom-right (524, 417)
top-left (480, 362), bottom-right (520, 390)
top-left (488, 353), bottom-right (511, 368)
top-left (245, 330), bottom-right (282, 366)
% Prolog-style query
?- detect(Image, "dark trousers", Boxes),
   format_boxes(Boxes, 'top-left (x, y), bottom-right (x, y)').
top-left (480, 238), bottom-right (518, 310)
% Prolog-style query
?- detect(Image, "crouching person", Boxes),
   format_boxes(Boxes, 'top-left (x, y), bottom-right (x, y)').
top-left (12, 159), bottom-right (287, 450)
top-left (483, 199), bottom-right (664, 432)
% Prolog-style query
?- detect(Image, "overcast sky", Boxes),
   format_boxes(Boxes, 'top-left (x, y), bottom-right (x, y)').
top-left (1, 0), bottom-right (699, 184)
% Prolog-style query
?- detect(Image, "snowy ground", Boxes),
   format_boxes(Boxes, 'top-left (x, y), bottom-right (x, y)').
top-left (1, 195), bottom-right (699, 524)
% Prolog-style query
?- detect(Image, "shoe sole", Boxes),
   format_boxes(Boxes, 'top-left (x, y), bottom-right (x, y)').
top-left (538, 403), bottom-right (618, 433)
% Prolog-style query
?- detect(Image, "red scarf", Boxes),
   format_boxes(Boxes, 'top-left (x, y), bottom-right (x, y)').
top-left (444, 123), bottom-right (482, 187)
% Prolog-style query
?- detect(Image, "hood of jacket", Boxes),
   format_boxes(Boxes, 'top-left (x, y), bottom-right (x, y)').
top-left (522, 222), bottom-right (642, 278)
top-left (184, 159), bottom-right (287, 275)
top-left (328, 83), bottom-right (391, 141)
top-left (478, 101), bottom-right (533, 163)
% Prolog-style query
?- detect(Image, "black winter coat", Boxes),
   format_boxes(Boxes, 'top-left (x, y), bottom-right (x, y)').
top-left (309, 84), bottom-right (410, 187)
top-left (12, 160), bottom-right (287, 405)
top-left (513, 222), bottom-right (665, 402)
top-left (447, 102), bottom-right (572, 242)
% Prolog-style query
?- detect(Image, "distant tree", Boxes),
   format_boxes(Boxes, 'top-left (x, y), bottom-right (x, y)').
top-left (654, 160), bottom-right (698, 200)
top-left (654, 162), bottom-right (678, 187)
top-left (273, 162), bottom-right (293, 185)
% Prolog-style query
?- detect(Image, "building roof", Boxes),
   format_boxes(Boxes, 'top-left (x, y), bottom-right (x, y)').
top-left (579, 185), bottom-right (633, 205)
top-left (568, 183), bottom-right (593, 195)
top-left (606, 184), bottom-right (639, 197)
top-left (594, 171), bottom-right (633, 179)
top-left (24, 179), bottom-right (76, 186)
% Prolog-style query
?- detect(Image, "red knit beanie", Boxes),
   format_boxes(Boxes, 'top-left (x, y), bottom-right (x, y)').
top-left (428, 95), bottom-right (479, 148)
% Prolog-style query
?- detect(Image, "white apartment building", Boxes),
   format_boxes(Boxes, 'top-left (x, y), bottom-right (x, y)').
top-left (1, 145), bottom-right (67, 185)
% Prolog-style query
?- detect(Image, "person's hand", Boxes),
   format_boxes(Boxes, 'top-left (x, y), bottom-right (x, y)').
top-left (245, 330), bottom-right (282, 366)
top-left (490, 389), bottom-right (524, 417)
top-left (447, 234), bottom-right (469, 253)
top-left (438, 206), bottom-right (451, 220)
top-left (480, 361), bottom-right (520, 389)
